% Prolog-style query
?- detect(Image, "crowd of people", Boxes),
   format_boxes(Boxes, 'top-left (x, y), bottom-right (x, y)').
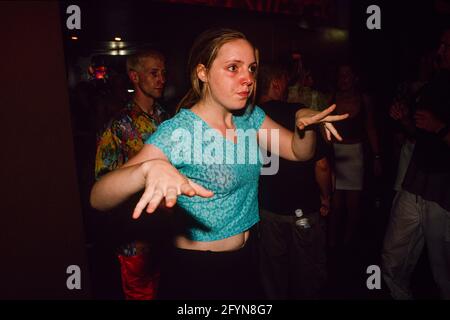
top-left (69, 26), bottom-right (450, 300)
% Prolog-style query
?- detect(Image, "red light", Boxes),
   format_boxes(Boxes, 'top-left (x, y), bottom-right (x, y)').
top-left (94, 66), bottom-right (107, 79)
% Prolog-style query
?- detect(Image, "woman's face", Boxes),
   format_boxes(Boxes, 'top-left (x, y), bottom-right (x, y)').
top-left (202, 39), bottom-right (257, 111)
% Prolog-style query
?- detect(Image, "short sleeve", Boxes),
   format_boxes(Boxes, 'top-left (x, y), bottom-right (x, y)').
top-left (145, 118), bottom-right (193, 166)
top-left (248, 105), bottom-right (266, 129)
top-left (145, 120), bottom-right (174, 160)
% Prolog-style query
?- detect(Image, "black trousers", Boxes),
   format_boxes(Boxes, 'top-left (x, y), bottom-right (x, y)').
top-left (157, 229), bottom-right (263, 300)
top-left (258, 209), bottom-right (327, 299)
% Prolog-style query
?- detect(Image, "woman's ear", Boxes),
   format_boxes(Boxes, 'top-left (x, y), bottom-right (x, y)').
top-left (197, 64), bottom-right (208, 83)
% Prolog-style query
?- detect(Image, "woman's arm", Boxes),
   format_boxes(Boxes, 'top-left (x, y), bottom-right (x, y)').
top-left (258, 104), bottom-right (348, 161)
top-left (315, 156), bottom-right (332, 216)
top-left (91, 144), bottom-right (167, 210)
top-left (90, 144), bottom-right (213, 218)
top-left (90, 160), bottom-right (151, 211)
top-left (258, 114), bottom-right (316, 161)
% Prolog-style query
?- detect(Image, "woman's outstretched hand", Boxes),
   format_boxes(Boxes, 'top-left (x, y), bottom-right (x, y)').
top-left (295, 104), bottom-right (349, 141)
top-left (132, 159), bottom-right (214, 219)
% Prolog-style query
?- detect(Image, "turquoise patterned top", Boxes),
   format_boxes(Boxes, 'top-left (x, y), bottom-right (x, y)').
top-left (146, 106), bottom-right (266, 241)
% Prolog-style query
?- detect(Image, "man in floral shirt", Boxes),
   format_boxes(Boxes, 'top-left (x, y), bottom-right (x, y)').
top-left (95, 49), bottom-right (170, 299)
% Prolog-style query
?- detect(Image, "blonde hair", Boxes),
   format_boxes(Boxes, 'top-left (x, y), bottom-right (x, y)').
top-left (177, 28), bottom-right (258, 112)
top-left (126, 49), bottom-right (165, 73)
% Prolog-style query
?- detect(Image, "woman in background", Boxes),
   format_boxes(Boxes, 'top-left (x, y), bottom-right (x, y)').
top-left (328, 63), bottom-right (382, 248)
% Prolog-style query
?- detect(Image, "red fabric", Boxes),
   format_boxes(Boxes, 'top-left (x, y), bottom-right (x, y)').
top-left (118, 254), bottom-right (160, 300)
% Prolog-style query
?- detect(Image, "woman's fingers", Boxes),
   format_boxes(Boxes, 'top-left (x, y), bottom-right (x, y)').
top-left (165, 187), bottom-right (178, 208)
top-left (132, 182), bottom-right (156, 219)
top-left (320, 104), bottom-right (337, 116)
top-left (133, 196), bottom-right (150, 219)
top-left (322, 113), bottom-right (349, 122)
top-left (180, 179), bottom-right (214, 198)
top-left (325, 125), bottom-right (332, 141)
top-left (325, 122), bottom-right (343, 141)
top-left (294, 105), bottom-right (346, 141)
top-left (132, 201), bottom-right (145, 219)
top-left (296, 118), bottom-right (306, 130)
top-left (132, 167), bottom-right (214, 220)
top-left (188, 179), bottom-right (214, 197)
top-left (133, 185), bottom-right (181, 219)
top-left (298, 104), bottom-right (348, 127)
top-left (310, 104), bottom-right (337, 122)
top-left (180, 183), bottom-right (196, 197)
top-left (146, 190), bottom-right (164, 214)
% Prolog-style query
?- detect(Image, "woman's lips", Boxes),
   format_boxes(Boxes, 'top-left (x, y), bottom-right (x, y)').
top-left (237, 91), bottom-right (249, 98)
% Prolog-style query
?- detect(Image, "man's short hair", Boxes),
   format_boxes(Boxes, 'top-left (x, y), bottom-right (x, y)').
top-left (126, 49), bottom-right (165, 73)
top-left (258, 62), bottom-right (289, 97)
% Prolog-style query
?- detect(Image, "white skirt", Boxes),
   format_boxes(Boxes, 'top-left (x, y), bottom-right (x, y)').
top-left (333, 143), bottom-right (364, 191)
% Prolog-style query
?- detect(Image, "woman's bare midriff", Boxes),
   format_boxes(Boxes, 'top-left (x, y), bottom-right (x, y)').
top-left (175, 230), bottom-right (250, 252)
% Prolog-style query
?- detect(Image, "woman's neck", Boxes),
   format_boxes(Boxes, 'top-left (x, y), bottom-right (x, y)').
top-left (191, 99), bottom-right (235, 129)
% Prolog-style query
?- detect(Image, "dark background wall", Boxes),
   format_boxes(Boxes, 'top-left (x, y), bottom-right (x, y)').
top-left (61, 0), bottom-right (350, 97)
top-left (0, 1), bottom-right (91, 299)
top-left (61, 0), bottom-right (449, 108)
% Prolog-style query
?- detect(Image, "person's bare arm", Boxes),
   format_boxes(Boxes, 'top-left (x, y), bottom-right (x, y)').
top-left (90, 145), bottom-right (213, 218)
top-left (259, 104), bottom-right (348, 161)
top-left (314, 157), bottom-right (332, 216)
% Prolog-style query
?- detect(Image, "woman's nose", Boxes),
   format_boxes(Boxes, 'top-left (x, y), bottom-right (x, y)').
top-left (241, 70), bottom-right (254, 86)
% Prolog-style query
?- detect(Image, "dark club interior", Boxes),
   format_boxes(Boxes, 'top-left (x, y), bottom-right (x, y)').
top-left (1, 0), bottom-right (449, 303)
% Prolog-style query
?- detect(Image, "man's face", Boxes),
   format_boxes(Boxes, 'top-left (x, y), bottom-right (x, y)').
top-left (132, 56), bottom-right (166, 99)
top-left (437, 30), bottom-right (450, 71)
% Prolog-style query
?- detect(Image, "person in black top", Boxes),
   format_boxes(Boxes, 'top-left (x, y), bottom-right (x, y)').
top-left (257, 63), bottom-right (332, 299)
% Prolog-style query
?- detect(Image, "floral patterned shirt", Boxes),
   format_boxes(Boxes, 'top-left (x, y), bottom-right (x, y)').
top-left (95, 101), bottom-right (169, 180)
top-left (94, 100), bottom-right (169, 256)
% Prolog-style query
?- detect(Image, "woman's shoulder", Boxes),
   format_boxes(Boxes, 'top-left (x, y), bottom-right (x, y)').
top-left (158, 108), bottom-right (196, 131)
top-left (147, 109), bottom-right (197, 151)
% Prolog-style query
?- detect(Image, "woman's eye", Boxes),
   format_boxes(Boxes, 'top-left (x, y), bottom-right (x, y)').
top-left (249, 65), bottom-right (257, 73)
top-left (227, 65), bottom-right (237, 72)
